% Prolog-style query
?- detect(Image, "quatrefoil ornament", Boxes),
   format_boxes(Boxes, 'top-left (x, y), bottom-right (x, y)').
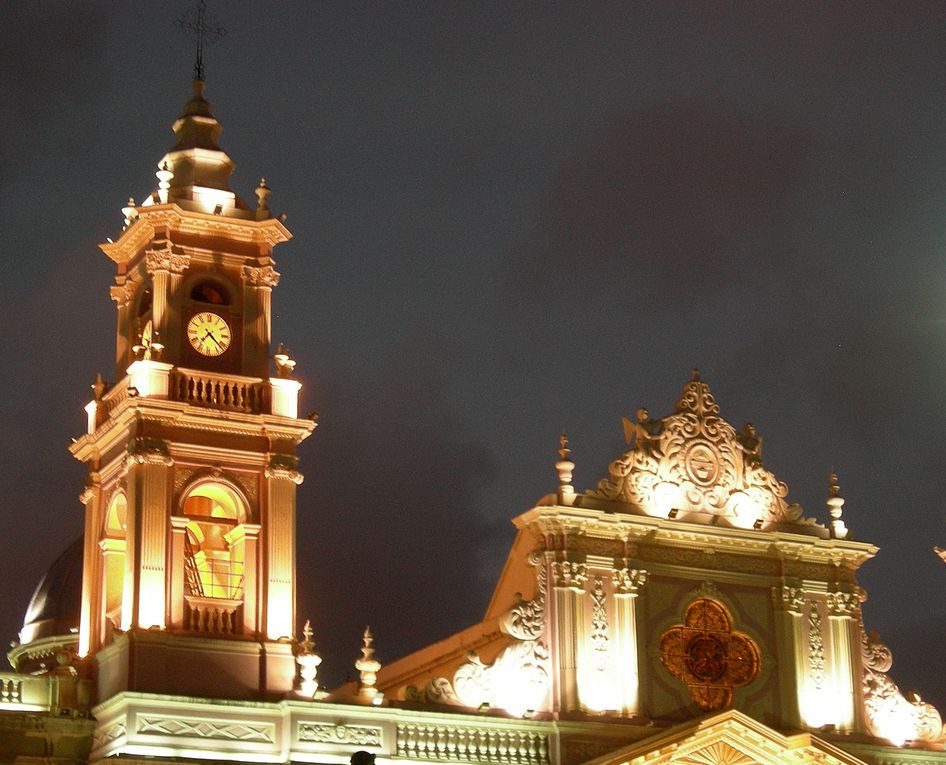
top-left (659, 598), bottom-right (760, 711)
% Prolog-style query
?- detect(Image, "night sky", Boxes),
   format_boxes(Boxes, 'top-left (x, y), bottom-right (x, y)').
top-left (3, 3), bottom-right (946, 705)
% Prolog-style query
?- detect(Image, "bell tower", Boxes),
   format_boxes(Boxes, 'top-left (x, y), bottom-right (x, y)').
top-left (70, 79), bottom-right (315, 701)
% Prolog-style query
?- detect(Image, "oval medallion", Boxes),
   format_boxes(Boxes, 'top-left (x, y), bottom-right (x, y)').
top-left (684, 442), bottom-right (719, 486)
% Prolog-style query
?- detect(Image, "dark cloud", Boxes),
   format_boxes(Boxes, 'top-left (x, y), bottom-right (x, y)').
top-left (513, 103), bottom-right (815, 296)
top-left (297, 338), bottom-right (498, 686)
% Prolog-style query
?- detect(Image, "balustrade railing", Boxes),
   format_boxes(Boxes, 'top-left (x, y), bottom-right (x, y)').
top-left (183, 596), bottom-right (243, 636)
top-left (171, 369), bottom-right (265, 413)
top-left (397, 724), bottom-right (549, 765)
top-left (0, 677), bottom-right (21, 704)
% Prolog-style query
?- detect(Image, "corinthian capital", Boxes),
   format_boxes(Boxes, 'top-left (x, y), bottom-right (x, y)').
top-left (827, 590), bottom-right (860, 617)
top-left (552, 560), bottom-right (587, 589)
top-left (612, 567), bottom-right (648, 596)
top-left (242, 265), bottom-right (280, 287)
top-left (110, 281), bottom-right (135, 305)
top-left (772, 585), bottom-right (805, 614)
top-left (144, 243), bottom-right (190, 274)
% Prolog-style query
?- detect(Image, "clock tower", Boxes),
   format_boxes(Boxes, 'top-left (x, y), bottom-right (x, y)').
top-left (69, 80), bottom-right (315, 701)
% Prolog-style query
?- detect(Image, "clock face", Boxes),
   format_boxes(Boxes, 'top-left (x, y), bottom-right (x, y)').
top-left (187, 312), bottom-right (232, 357)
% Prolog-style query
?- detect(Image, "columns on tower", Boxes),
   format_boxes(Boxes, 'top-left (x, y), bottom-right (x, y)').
top-left (263, 460), bottom-right (302, 640)
top-left (772, 585), bottom-right (807, 728)
top-left (550, 557), bottom-right (586, 712)
top-left (611, 567), bottom-right (647, 715)
top-left (145, 242), bottom-right (189, 357)
top-left (78, 477), bottom-right (102, 658)
top-left (242, 264), bottom-right (279, 377)
top-left (123, 444), bottom-right (173, 631)
top-left (826, 590), bottom-right (861, 732)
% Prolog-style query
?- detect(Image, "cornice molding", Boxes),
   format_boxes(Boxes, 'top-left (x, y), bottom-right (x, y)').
top-left (515, 505), bottom-right (877, 568)
top-left (100, 205), bottom-right (291, 264)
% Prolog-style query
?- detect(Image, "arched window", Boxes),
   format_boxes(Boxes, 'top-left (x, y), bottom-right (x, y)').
top-left (190, 279), bottom-right (230, 306)
top-left (180, 481), bottom-right (248, 634)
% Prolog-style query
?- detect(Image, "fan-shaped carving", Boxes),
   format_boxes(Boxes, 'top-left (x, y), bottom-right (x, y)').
top-left (675, 742), bottom-right (756, 765)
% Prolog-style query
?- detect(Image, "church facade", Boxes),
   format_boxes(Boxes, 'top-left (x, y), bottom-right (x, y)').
top-left (0, 79), bottom-right (943, 765)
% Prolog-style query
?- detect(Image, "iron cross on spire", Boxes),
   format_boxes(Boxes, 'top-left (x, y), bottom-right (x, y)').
top-left (174, 0), bottom-right (227, 81)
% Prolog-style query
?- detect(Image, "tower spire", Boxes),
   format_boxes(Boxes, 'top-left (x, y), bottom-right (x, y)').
top-left (174, 0), bottom-right (226, 82)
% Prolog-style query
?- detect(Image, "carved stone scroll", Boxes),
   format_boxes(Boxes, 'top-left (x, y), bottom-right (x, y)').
top-left (862, 630), bottom-right (946, 744)
top-left (500, 555), bottom-right (546, 641)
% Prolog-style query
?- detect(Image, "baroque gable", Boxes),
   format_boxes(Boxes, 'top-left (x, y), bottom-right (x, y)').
top-left (589, 370), bottom-right (819, 532)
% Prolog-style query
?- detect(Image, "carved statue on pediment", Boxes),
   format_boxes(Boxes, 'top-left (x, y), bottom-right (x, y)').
top-left (736, 423), bottom-right (763, 464)
top-left (590, 371), bottom-right (804, 526)
top-left (622, 408), bottom-right (662, 452)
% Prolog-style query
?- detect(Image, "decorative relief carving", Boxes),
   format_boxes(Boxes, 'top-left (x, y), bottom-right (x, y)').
top-left (590, 577), bottom-right (609, 670)
top-left (574, 538), bottom-right (623, 558)
top-left (419, 677), bottom-right (461, 705)
top-left (501, 557), bottom-right (546, 640)
top-left (826, 591), bottom-right (860, 617)
top-left (110, 281), bottom-right (135, 305)
top-left (696, 581), bottom-right (721, 601)
top-left (397, 724), bottom-right (548, 765)
top-left (806, 601), bottom-right (826, 689)
top-left (92, 721), bottom-right (126, 751)
top-left (137, 716), bottom-right (274, 743)
top-left (453, 640), bottom-right (549, 710)
top-left (126, 438), bottom-right (173, 467)
top-left (659, 598), bottom-right (760, 711)
top-left (771, 586), bottom-right (804, 614)
top-left (589, 371), bottom-right (805, 526)
top-left (862, 630), bottom-right (946, 744)
top-left (675, 742), bottom-right (755, 765)
top-left (242, 265), bottom-right (281, 287)
top-left (612, 567), bottom-right (647, 596)
top-left (144, 243), bottom-right (190, 274)
top-left (552, 561), bottom-right (587, 589)
top-left (234, 472), bottom-right (259, 505)
top-left (173, 468), bottom-right (196, 498)
top-left (638, 544), bottom-right (780, 576)
top-left (298, 723), bottom-right (381, 747)
top-left (420, 640), bottom-right (550, 712)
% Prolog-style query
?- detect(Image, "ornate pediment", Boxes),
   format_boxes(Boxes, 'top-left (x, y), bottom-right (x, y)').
top-left (581, 709), bottom-right (869, 765)
top-left (589, 370), bottom-right (806, 529)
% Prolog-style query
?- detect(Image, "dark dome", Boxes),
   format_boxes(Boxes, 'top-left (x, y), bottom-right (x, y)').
top-left (20, 536), bottom-right (83, 645)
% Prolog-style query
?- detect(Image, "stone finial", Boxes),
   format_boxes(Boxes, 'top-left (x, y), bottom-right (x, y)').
top-left (556, 431), bottom-right (575, 504)
top-left (355, 626), bottom-right (382, 702)
top-left (827, 469), bottom-right (848, 539)
top-left (296, 619), bottom-right (322, 698)
top-left (91, 373), bottom-right (106, 401)
top-left (121, 197), bottom-right (138, 229)
top-left (273, 343), bottom-right (297, 378)
top-left (156, 162), bottom-right (174, 205)
top-left (148, 331), bottom-right (165, 362)
top-left (255, 178), bottom-right (272, 219)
